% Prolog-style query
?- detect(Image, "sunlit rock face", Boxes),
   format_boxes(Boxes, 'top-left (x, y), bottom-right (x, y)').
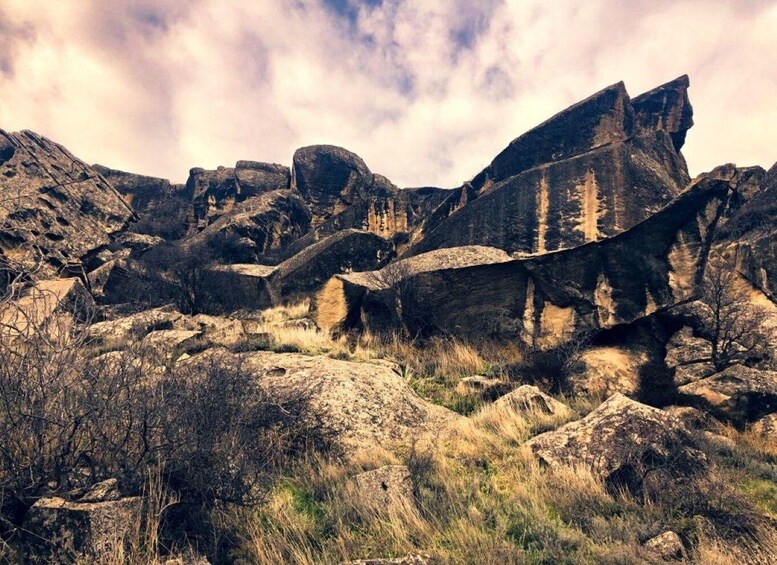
top-left (0, 130), bottom-right (134, 275)
top-left (406, 76), bottom-right (694, 257)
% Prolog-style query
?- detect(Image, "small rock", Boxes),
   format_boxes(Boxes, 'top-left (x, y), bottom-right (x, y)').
top-left (751, 413), bottom-right (777, 440)
top-left (643, 530), bottom-right (685, 560)
top-left (455, 375), bottom-right (502, 395)
top-left (493, 385), bottom-right (569, 416)
top-left (80, 478), bottom-right (120, 503)
top-left (355, 465), bottom-right (414, 510)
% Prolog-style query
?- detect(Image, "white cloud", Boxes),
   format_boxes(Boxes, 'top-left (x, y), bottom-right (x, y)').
top-left (0, 0), bottom-right (774, 187)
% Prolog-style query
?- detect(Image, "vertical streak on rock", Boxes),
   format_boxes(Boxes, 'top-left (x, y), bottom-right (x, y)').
top-left (581, 170), bottom-right (599, 242)
top-left (537, 172), bottom-right (550, 253)
top-left (523, 277), bottom-right (536, 340)
top-left (612, 145), bottom-right (625, 232)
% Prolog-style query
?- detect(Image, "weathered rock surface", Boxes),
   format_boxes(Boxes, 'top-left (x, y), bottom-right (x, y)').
top-left (0, 130), bottom-right (134, 274)
top-left (406, 76), bottom-right (693, 257)
top-left (410, 133), bottom-right (688, 256)
top-left (751, 412), bottom-right (777, 440)
top-left (22, 495), bottom-right (142, 564)
top-left (664, 326), bottom-right (715, 385)
top-left (643, 530), bottom-right (685, 561)
top-left (493, 385), bottom-right (570, 416)
top-left (182, 350), bottom-right (462, 456)
top-left (355, 465), bottom-right (414, 510)
top-left (292, 145), bottom-right (390, 226)
top-left (526, 394), bottom-right (705, 489)
top-left (187, 161), bottom-right (291, 226)
top-left (318, 176), bottom-right (731, 345)
top-left (678, 365), bottom-right (777, 424)
top-left (188, 190), bottom-right (311, 263)
top-left (92, 164), bottom-right (184, 217)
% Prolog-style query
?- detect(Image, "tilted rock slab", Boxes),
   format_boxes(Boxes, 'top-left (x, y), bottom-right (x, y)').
top-left (407, 76), bottom-right (693, 256)
top-left (92, 164), bottom-right (184, 218)
top-left (316, 176), bottom-right (731, 346)
top-left (209, 229), bottom-right (394, 310)
top-left (526, 393), bottom-right (705, 487)
top-left (0, 130), bottom-right (134, 274)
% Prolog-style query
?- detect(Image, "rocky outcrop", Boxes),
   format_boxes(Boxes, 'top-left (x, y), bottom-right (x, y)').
top-left (526, 394), bottom-right (706, 491)
top-left (406, 76), bottom-right (693, 257)
top-left (292, 145), bottom-right (391, 226)
top-left (408, 133), bottom-right (688, 256)
top-left (188, 190), bottom-right (311, 263)
top-left (664, 327), bottom-right (715, 385)
top-left (92, 164), bottom-right (184, 217)
top-left (182, 350), bottom-right (462, 456)
top-left (187, 161), bottom-right (291, 226)
top-left (0, 130), bottom-right (134, 275)
top-left (678, 365), bottom-right (777, 424)
top-left (318, 176), bottom-right (731, 345)
top-left (209, 229), bottom-right (394, 310)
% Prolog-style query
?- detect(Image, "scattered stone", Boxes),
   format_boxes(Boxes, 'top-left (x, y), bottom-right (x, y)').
top-left (142, 329), bottom-right (204, 359)
top-left (22, 495), bottom-right (142, 564)
top-left (79, 479), bottom-right (121, 503)
top-left (455, 375), bottom-right (502, 396)
top-left (643, 530), bottom-right (685, 561)
top-left (355, 465), bottom-right (414, 510)
top-left (86, 306), bottom-right (182, 345)
top-left (493, 385), bottom-right (569, 416)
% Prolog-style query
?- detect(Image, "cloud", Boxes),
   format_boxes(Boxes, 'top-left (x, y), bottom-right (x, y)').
top-left (0, 0), bottom-right (774, 188)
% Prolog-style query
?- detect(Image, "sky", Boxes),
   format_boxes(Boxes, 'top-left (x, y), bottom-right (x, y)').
top-left (0, 0), bottom-right (775, 188)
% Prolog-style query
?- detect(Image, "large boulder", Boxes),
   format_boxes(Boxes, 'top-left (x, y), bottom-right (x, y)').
top-left (317, 176), bottom-right (732, 345)
top-left (0, 130), bottom-right (135, 275)
top-left (526, 394), bottom-right (706, 491)
top-left (631, 75), bottom-right (694, 150)
top-left (678, 365), bottom-right (777, 424)
top-left (182, 350), bottom-right (462, 457)
top-left (187, 190), bottom-right (312, 263)
top-left (22, 495), bottom-right (142, 563)
top-left (292, 145), bottom-right (377, 224)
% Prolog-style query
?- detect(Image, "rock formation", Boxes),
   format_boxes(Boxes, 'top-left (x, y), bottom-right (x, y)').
top-left (0, 130), bottom-right (134, 275)
top-left (406, 76), bottom-right (693, 257)
top-left (316, 175), bottom-right (732, 345)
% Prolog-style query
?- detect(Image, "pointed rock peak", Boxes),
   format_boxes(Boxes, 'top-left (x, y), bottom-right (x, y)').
top-left (632, 74), bottom-right (693, 151)
top-left (478, 80), bottom-right (635, 189)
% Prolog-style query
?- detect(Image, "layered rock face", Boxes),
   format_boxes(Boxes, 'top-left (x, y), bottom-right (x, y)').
top-left (317, 176), bottom-right (731, 345)
top-left (407, 76), bottom-right (692, 256)
top-left (187, 161), bottom-right (291, 226)
top-left (0, 130), bottom-right (134, 274)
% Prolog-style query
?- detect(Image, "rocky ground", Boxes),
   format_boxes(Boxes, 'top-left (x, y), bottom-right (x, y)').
top-left (1, 76), bottom-right (776, 564)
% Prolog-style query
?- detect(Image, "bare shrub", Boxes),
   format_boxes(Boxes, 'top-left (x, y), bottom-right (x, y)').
top-left (693, 255), bottom-right (770, 372)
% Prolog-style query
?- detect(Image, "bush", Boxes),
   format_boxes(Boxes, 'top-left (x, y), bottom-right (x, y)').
top-left (0, 302), bottom-right (330, 557)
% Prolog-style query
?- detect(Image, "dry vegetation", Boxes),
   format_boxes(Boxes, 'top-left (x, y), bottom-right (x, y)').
top-left (1, 292), bottom-right (776, 563)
